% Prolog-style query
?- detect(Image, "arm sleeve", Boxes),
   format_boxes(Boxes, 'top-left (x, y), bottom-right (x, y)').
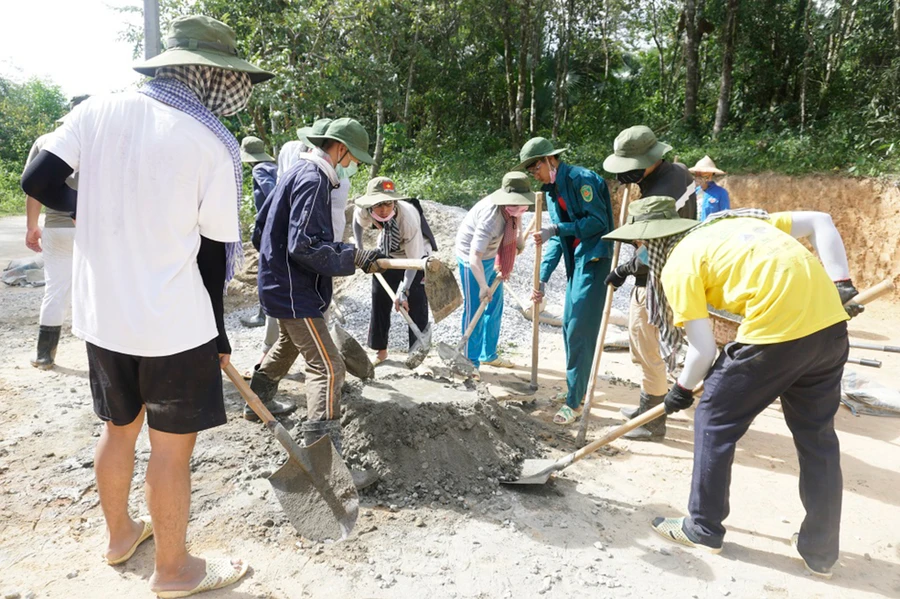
top-left (554, 176), bottom-right (612, 240)
top-left (617, 254), bottom-right (643, 277)
top-left (787, 211), bottom-right (851, 280)
top-left (197, 236), bottom-right (230, 354)
top-left (198, 158), bottom-right (241, 243)
top-left (539, 235), bottom-right (563, 282)
top-left (470, 217), bottom-right (500, 256)
top-left (352, 208), bottom-right (365, 249)
top-left (20, 151), bottom-right (78, 214)
top-left (251, 192), bottom-right (271, 251)
top-left (678, 318), bottom-right (718, 389)
top-left (286, 175), bottom-right (356, 277)
top-left (252, 165), bottom-right (277, 212)
top-left (400, 209), bottom-right (427, 292)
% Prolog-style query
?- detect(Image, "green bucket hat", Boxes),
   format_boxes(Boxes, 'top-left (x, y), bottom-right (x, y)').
top-left (296, 118), bottom-right (333, 146)
top-left (240, 136), bottom-right (274, 163)
top-left (355, 177), bottom-right (410, 208)
top-left (602, 196), bottom-right (697, 241)
top-left (514, 137), bottom-right (568, 171)
top-left (602, 126), bottom-right (672, 174)
top-left (133, 15), bottom-right (274, 84)
top-left (306, 117), bottom-right (375, 165)
top-left (486, 172), bottom-right (535, 206)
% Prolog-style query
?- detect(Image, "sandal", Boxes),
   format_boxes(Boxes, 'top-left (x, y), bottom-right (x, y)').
top-left (553, 405), bottom-right (581, 425)
top-left (551, 391), bottom-right (568, 404)
top-left (106, 516), bottom-right (153, 565)
top-left (155, 557), bottom-right (249, 598)
top-left (651, 517), bottom-right (722, 554)
top-left (482, 357), bottom-right (515, 369)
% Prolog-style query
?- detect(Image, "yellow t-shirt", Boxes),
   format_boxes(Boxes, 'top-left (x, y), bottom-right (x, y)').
top-left (661, 213), bottom-right (849, 344)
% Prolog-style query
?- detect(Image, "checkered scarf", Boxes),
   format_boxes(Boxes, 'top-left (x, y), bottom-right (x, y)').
top-left (646, 208), bottom-right (770, 368)
top-left (371, 209), bottom-right (402, 256)
top-left (139, 74), bottom-right (245, 284)
top-left (497, 210), bottom-right (520, 280)
top-left (154, 65), bottom-right (252, 117)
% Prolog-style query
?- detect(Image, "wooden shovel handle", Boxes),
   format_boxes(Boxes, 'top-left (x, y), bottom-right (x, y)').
top-left (572, 404), bottom-right (668, 464)
top-left (376, 257), bottom-right (440, 272)
top-left (531, 192), bottom-right (544, 387)
top-left (848, 278), bottom-right (894, 306)
top-left (374, 272), bottom-right (426, 340)
top-left (222, 362), bottom-right (277, 426)
top-left (459, 277), bottom-right (503, 347)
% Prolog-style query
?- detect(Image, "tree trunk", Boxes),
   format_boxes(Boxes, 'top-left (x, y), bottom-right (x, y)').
top-left (552, 0), bottom-right (574, 139)
top-left (683, 0), bottom-right (700, 124)
top-left (502, 10), bottom-right (519, 146)
top-left (713, 0), bottom-right (738, 138)
top-left (530, 12), bottom-right (541, 135)
top-left (799, 0), bottom-right (813, 131)
top-left (514, 0), bottom-right (532, 145)
top-left (402, 14), bottom-right (421, 122)
top-left (370, 91), bottom-right (385, 178)
top-left (895, 0), bottom-right (900, 43)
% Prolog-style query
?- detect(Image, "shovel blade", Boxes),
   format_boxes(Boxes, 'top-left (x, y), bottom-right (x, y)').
top-left (405, 326), bottom-right (432, 369)
top-left (437, 341), bottom-right (475, 376)
top-left (424, 261), bottom-right (462, 323)
top-left (268, 435), bottom-right (359, 542)
top-left (502, 459), bottom-right (560, 485)
top-left (330, 323), bottom-right (374, 380)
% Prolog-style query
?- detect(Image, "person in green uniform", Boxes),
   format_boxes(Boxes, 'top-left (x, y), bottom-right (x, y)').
top-left (517, 137), bottom-right (615, 424)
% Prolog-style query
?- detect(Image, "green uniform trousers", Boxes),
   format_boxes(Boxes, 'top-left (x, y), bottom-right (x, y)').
top-left (563, 257), bottom-right (612, 410)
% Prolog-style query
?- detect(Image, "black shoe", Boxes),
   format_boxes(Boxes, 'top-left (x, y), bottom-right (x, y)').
top-left (623, 392), bottom-right (667, 440)
top-left (243, 368), bottom-right (295, 421)
top-left (31, 325), bottom-right (61, 370)
top-left (620, 405), bottom-right (640, 420)
top-left (240, 306), bottom-right (266, 328)
top-left (791, 533), bottom-right (834, 579)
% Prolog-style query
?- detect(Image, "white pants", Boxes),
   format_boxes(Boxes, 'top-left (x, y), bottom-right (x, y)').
top-left (39, 227), bottom-right (75, 327)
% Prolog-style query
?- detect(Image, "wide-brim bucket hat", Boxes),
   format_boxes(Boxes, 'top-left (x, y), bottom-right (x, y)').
top-left (356, 177), bottom-right (410, 208)
top-left (240, 136), bottom-right (274, 163)
top-left (603, 125), bottom-right (672, 173)
top-left (688, 155), bottom-right (726, 175)
top-left (514, 137), bottom-right (568, 171)
top-left (602, 196), bottom-right (697, 241)
top-left (486, 172), bottom-right (535, 206)
top-left (134, 15), bottom-right (274, 84)
top-left (306, 117), bottom-right (375, 165)
top-left (297, 118), bottom-right (333, 146)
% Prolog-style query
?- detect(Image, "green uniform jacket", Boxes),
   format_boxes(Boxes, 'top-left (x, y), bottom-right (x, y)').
top-left (539, 162), bottom-right (614, 282)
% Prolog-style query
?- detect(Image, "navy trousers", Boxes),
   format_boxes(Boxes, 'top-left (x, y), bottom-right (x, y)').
top-left (685, 321), bottom-right (848, 570)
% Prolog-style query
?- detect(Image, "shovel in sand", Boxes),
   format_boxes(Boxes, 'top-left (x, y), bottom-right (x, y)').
top-left (437, 277), bottom-right (503, 376)
top-left (222, 363), bottom-right (358, 541)
top-left (373, 272), bottom-right (432, 369)
top-left (504, 403), bottom-right (667, 485)
top-left (377, 258), bottom-right (462, 323)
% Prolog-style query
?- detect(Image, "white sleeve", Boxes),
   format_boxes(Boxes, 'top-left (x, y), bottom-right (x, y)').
top-left (42, 108), bottom-right (84, 172)
top-left (198, 157), bottom-right (241, 242)
top-left (400, 203), bottom-right (427, 260)
top-left (677, 318), bottom-right (718, 390)
top-left (788, 211), bottom-right (851, 281)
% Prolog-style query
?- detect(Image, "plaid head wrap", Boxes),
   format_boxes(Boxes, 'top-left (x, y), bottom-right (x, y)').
top-left (154, 65), bottom-right (251, 117)
top-left (646, 208), bottom-right (770, 369)
top-left (139, 73), bottom-right (247, 284)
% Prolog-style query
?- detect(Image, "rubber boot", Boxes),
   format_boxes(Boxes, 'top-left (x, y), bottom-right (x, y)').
top-left (244, 367), bottom-right (296, 421)
top-left (31, 325), bottom-right (61, 370)
top-left (620, 404), bottom-right (640, 420)
top-left (301, 420), bottom-right (378, 490)
top-left (240, 306), bottom-right (266, 328)
top-left (623, 392), bottom-right (667, 440)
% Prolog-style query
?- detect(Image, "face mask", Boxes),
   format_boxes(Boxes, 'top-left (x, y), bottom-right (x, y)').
top-left (636, 245), bottom-right (649, 266)
top-left (616, 168), bottom-right (645, 184)
top-left (504, 205), bottom-right (528, 218)
top-left (370, 204), bottom-right (396, 223)
top-left (548, 165), bottom-right (558, 184)
top-left (336, 161), bottom-right (358, 180)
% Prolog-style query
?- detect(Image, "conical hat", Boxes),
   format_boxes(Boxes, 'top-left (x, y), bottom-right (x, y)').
top-left (688, 155), bottom-right (725, 175)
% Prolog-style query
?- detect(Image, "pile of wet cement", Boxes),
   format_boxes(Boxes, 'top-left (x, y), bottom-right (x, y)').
top-left (339, 381), bottom-right (542, 506)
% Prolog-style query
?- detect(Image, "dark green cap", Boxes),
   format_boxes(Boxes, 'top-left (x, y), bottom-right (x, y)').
top-left (602, 196), bottom-right (697, 241)
top-left (514, 137), bottom-right (568, 171)
top-left (134, 15), bottom-right (274, 84)
top-left (486, 172), bottom-right (535, 206)
top-left (297, 118), bottom-right (333, 146)
top-left (307, 118), bottom-right (374, 165)
top-left (240, 136), bottom-right (274, 163)
top-left (603, 125), bottom-right (672, 173)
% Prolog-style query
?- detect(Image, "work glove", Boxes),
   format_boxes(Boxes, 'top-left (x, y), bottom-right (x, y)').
top-left (604, 266), bottom-right (628, 289)
top-left (835, 279), bottom-right (864, 318)
top-left (533, 224), bottom-right (558, 245)
top-left (663, 383), bottom-right (695, 414)
top-left (354, 248), bottom-right (387, 274)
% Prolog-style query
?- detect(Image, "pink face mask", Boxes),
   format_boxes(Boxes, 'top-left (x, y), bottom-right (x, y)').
top-left (548, 166), bottom-right (558, 184)
top-left (370, 206), bottom-right (396, 223)
top-left (504, 205), bottom-right (528, 218)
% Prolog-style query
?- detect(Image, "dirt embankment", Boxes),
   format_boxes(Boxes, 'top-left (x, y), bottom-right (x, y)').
top-left (723, 174), bottom-right (900, 292)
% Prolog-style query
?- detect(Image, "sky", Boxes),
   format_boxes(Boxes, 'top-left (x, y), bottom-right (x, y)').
top-left (0, 0), bottom-right (145, 97)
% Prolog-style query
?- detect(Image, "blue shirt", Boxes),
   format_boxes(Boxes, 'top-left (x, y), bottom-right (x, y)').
top-left (252, 161), bottom-right (278, 212)
top-left (698, 181), bottom-right (730, 221)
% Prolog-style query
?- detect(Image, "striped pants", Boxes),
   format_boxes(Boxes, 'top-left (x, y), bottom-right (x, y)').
top-left (257, 317), bottom-right (345, 421)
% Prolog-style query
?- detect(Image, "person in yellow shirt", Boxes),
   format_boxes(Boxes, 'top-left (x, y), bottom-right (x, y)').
top-left (603, 196), bottom-right (862, 579)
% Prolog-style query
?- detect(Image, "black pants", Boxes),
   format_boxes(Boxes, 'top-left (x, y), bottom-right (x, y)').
top-left (685, 321), bottom-right (848, 570)
top-left (368, 269), bottom-right (428, 351)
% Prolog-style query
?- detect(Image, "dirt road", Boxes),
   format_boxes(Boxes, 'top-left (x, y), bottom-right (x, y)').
top-left (1, 213), bottom-right (898, 599)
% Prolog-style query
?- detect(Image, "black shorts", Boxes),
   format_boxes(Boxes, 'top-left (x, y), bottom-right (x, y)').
top-left (87, 339), bottom-right (226, 434)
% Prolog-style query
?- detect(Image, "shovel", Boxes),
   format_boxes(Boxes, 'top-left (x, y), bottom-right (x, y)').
top-left (377, 258), bottom-right (462, 323)
top-left (222, 363), bottom-right (358, 541)
top-left (373, 272), bottom-right (432, 369)
top-left (505, 403), bottom-right (667, 485)
top-left (438, 277), bottom-right (503, 376)
top-left (330, 322), bottom-right (375, 380)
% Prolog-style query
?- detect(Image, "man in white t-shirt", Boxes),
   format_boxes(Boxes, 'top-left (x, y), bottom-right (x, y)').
top-left (21, 16), bottom-right (272, 598)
